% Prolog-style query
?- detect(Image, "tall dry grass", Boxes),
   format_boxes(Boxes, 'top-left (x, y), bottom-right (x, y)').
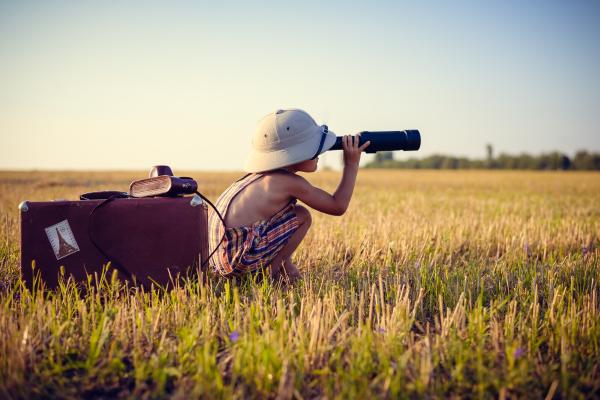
top-left (0, 170), bottom-right (599, 398)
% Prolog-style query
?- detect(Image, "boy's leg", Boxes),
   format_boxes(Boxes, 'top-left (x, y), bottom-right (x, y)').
top-left (269, 205), bottom-right (312, 281)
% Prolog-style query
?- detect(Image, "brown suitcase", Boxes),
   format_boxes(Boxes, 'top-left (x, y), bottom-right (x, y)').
top-left (20, 196), bottom-right (209, 289)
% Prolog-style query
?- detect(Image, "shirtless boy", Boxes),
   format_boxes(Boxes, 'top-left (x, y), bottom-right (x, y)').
top-left (208, 108), bottom-right (370, 282)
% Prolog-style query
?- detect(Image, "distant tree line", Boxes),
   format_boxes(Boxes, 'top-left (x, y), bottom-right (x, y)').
top-left (365, 147), bottom-right (600, 170)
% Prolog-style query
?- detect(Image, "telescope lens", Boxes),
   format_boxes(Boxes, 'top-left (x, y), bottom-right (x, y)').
top-left (404, 130), bottom-right (421, 151)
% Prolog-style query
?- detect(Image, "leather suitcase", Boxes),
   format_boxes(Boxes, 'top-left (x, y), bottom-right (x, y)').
top-left (20, 196), bottom-right (209, 289)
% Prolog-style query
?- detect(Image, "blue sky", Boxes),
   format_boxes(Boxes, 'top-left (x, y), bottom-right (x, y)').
top-left (1, 0), bottom-right (599, 170)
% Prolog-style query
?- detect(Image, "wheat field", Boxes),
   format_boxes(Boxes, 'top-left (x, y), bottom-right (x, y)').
top-left (0, 170), bottom-right (599, 399)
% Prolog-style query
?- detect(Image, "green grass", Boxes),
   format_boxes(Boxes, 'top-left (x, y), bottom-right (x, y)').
top-left (1, 170), bottom-right (599, 399)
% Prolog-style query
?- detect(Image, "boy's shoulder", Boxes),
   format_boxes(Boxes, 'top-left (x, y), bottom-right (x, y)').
top-left (264, 169), bottom-right (304, 182)
top-left (263, 170), bottom-right (308, 192)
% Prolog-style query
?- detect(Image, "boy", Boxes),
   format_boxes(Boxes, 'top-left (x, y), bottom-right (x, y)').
top-left (208, 108), bottom-right (370, 282)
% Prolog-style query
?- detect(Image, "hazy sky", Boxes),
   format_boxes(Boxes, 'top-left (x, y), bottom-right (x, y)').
top-left (1, 0), bottom-right (599, 170)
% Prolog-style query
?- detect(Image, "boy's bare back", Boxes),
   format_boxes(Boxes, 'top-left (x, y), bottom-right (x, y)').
top-left (224, 171), bottom-right (296, 228)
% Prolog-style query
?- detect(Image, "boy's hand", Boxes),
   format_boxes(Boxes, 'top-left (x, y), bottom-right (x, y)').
top-left (342, 134), bottom-right (371, 167)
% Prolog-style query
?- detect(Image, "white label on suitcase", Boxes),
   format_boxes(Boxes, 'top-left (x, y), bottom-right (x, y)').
top-left (45, 220), bottom-right (80, 260)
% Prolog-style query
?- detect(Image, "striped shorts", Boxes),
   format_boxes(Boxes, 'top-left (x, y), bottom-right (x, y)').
top-left (215, 200), bottom-right (300, 276)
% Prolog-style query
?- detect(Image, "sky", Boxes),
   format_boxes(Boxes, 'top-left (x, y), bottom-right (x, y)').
top-left (1, 0), bottom-right (599, 171)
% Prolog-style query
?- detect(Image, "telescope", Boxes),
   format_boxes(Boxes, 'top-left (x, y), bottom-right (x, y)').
top-left (329, 130), bottom-right (421, 153)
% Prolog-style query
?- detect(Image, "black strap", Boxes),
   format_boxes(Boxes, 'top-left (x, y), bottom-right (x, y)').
top-left (194, 191), bottom-right (226, 271)
top-left (88, 196), bottom-right (134, 281)
top-left (311, 129), bottom-right (328, 160)
top-left (88, 191), bottom-right (226, 278)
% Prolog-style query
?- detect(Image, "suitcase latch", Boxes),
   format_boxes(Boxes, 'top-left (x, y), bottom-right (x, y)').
top-left (18, 201), bottom-right (29, 212)
top-left (190, 194), bottom-right (203, 207)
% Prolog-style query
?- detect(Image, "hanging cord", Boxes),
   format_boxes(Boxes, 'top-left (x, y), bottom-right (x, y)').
top-left (194, 190), bottom-right (226, 270)
top-left (88, 191), bottom-right (226, 276)
top-left (88, 195), bottom-right (134, 281)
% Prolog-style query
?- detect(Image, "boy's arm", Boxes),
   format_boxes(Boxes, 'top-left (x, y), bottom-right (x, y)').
top-left (287, 135), bottom-right (370, 216)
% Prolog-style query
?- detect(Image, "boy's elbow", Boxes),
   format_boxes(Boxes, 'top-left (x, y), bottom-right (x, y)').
top-left (331, 204), bottom-right (348, 216)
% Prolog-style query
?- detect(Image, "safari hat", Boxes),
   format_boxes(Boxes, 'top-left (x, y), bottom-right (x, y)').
top-left (244, 109), bottom-right (337, 173)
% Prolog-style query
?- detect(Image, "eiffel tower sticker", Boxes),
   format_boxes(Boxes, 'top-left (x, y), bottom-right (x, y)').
top-left (45, 220), bottom-right (80, 260)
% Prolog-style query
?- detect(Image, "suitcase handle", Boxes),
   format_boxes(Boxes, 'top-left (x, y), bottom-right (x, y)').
top-left (81, 191), bottom-right (129, 200)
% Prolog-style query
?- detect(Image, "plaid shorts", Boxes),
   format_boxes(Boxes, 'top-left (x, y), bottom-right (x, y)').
top-left (217, 200), bottom-right (300, 275)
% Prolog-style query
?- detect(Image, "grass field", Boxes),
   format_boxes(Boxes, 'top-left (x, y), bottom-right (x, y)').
top-left (0, 170), bottom-right (599, 399)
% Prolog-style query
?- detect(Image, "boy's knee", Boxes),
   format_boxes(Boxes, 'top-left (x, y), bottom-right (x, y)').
top-left (295, 205), bottom-right (312, 227)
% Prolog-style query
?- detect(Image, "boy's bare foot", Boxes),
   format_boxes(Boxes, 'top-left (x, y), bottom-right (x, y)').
top-left (283, 257), bottom-right (301, 284)
top-left (270, 265), bottom-right (284, 283)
